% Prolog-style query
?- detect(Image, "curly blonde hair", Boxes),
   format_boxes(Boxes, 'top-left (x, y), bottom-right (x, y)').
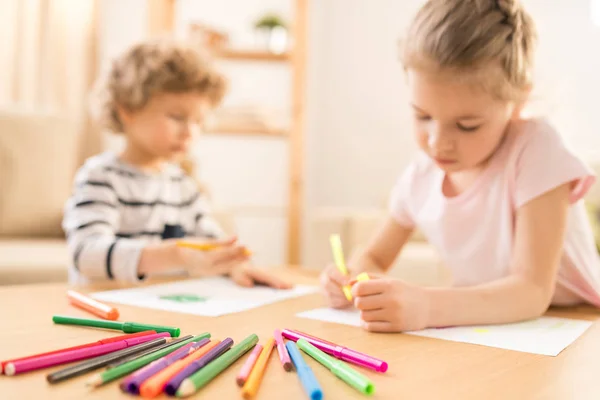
top-left (402, 0), bottom-right (537, 101)
top-left (90, 38), bottom-right (227, 133)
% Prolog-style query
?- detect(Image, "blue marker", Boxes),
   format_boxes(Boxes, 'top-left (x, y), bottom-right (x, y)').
top-left (286, 341), bottom-right (323, 400)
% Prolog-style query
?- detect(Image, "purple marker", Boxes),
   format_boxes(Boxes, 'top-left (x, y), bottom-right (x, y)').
top-left (164, 337), bottom-right (234, 395)
top-left (120, 338), bottom-right (210, 394)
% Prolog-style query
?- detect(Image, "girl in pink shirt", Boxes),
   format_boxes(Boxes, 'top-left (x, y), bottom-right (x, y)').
top-left (320, 0), bottom-right (600, 332)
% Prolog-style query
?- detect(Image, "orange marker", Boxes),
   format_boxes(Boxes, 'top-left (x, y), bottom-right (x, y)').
top-left (176, 240), bottom-right (253, 256)
top-left (67, 290), bottom-right (120, 320)
top-left (139, 340), bottom-right (221, 398)
top-left (241, 338), bottom-right (275, 399)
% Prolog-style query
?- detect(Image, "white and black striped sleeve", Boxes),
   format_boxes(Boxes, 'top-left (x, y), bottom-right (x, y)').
top-left (62, 166), bottom-right (145, 283)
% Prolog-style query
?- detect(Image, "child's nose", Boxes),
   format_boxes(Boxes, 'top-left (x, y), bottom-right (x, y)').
top-left (427, 127), bottom-right (453, 152)
top-left (180, 122), bottom-right (197, 138)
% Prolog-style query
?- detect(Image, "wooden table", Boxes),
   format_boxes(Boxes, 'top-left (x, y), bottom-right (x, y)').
top-left (1, 269), bottom-right (599, 400)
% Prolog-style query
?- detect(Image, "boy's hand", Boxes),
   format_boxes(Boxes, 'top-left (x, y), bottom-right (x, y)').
top-left (176, 237), bottom-right (249, 277)
top-left (319, 264), bottom-right (352, 309)
top-left (229, 263), bottom-right (293, 289)
top-left (352, 275), bottom-right (431, 332)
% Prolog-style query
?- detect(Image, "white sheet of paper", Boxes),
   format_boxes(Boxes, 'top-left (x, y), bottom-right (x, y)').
top-left (296, 307), bottom-right (594, 356)
top-left (91, 277), bottom-right (318, 317)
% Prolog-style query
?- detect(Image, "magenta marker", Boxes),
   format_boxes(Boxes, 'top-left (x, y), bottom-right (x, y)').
top-left (4, 333), bottom-right (170, 375)
top-left (282, 329), bottom-right (388, 373)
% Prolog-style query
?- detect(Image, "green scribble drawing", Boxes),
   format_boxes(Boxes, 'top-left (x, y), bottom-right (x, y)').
top-left (159, 293), bottom-right (207, 303)
top-left (551, 322), bottom-right (565, 329)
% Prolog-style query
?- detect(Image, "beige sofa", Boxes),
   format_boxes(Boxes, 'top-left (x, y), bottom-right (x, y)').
top-left (0, 109), bottom-right (79, 284)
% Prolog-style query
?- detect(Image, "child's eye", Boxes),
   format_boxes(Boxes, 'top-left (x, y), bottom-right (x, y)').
top-left (416, 114), bottom-right (431, 121)
top-left (168, 114), bottom-right (186, 122)
top-left (457, 123), bottom-right (481, 132)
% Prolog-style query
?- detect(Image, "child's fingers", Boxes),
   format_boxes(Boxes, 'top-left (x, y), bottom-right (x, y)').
top-left (331, 296), bottom-right (352, 309)
top-left (352, 279), bottom-right (389, 297)
top-left (322, 276), bottom-right (346, 297)
top-left (230, 268), bottom-right (254, 287)
top-left (361, 321), bottom-right (395, 333)
top-left (327, 266), bottom-right (349, 286)
top-left (360, 309), bottom-right (388, 322)
top-left (354, 293), bottom-right (385, 311)
top-left (244, 268), bottom-right (292, 289)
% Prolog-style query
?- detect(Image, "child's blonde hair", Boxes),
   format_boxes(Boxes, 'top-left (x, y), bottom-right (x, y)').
top-left (402, 0), bottom-right (537, 102)
top-left (90, 39), bottom-right (227, 176)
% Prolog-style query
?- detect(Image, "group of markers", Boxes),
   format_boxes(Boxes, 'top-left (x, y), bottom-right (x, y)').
top-left (0, 288), bottom-right (387, 398)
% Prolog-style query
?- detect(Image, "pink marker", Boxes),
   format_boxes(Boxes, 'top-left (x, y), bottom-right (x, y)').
top-left (4, 332), bottom-right (170, 375)
top-left (282, 329), bottom-right (388, 373)
top-left (235, 343), bottom-right (263, 386)
top-left (274, 329), bottom-right (292, 371)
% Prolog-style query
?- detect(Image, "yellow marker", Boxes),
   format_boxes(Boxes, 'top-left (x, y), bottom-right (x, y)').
top-left (356, 272), bottom-right (370, 282)
top-left (329, 234), bottom-right (353, 301)
top-left (176, 240), bottom-right (253, 256)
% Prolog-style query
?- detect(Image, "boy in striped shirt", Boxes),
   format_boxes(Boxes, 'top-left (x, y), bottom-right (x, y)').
top-left (63, 39), bottom-right (289, 289)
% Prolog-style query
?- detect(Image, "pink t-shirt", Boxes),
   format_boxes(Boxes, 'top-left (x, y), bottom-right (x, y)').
top-left (389, 118), bottom-right (600, 306)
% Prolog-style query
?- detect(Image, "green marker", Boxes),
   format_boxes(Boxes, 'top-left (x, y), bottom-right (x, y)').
top-left (52, 315), bottom-right (181, 337)
top-left (297, 338), bottom-right (374, 396)
top-left (86, 333), bottom-right (210, 387)
top-left (176, 334), bottom-right (259, 398)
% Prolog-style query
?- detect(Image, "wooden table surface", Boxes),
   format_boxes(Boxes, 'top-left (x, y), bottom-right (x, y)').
top-left (1, 268), bottom-right (599, 400)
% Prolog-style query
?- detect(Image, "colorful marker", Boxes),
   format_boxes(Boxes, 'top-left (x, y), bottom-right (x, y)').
top-left (67, 290), bottom-right (119, 320)
top-left (274, 329), bottom-right (292, 371)
top-left (241, 338), bottom-right (275, 399)
top-left (140, 340), bottom-right (221, 398)
top-left (86, 334), bottom-right (209, 387)
top-left (286, 341), bottom-right (323, 400)
top-left (52, 315), bottom-right (180, 337)
top-left (297, 339), bottom-right (374, 396)
top-left (4, 333), bottom-right (169, 375)
top-left (47, 337), bottom-right (168, 384)
top-left (121, 339), bottom-right (210, 394)
top-left (282, 329), bottom-right (388, 373)
top-left (164, 338), bottom-right (234, 395)
top-left (329, 234), bottom-right (353, 301)
top-left (236, 343), bottom-right (263, 387)
top-left (176, 240), bottom-right (252, 256)
top-left (177, 334), bottom-right (259, 398)
top-left (1, 331), bottom-right (156, 375)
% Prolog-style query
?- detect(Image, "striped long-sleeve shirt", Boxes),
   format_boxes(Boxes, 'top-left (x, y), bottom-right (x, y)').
top-left (62, 152), bottom-right (224, 284)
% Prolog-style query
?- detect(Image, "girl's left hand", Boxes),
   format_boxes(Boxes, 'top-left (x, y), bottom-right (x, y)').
top-left (229, 263), bottom-right (293, 290)
top-left (352, 276), bottom-right (431, 332)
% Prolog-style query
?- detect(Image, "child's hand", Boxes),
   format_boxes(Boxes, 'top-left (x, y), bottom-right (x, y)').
top-left (175, 237), bottom-right (249, 277)
top-left (229, 263), bottom-right (293, 289)
top-left (319, 264), bottom-right (352, 309)
top-left (352, 276), bottom-right (430, 332)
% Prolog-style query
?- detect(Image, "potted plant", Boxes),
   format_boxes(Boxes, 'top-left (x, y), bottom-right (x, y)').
top-left (254, 13), bottom-right (288, 54)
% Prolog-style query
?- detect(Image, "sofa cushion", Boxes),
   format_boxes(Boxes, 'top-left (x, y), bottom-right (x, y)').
top-left (0, 239), bottom-right (69, 285)
top-left (0, 109), bottom-right (78, 237)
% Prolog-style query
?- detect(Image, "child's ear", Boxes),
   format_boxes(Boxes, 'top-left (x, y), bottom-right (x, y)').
top-left (511, 85), bottom-right (532, 119)
top-left (116, 105), bottom-right (134, 126)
